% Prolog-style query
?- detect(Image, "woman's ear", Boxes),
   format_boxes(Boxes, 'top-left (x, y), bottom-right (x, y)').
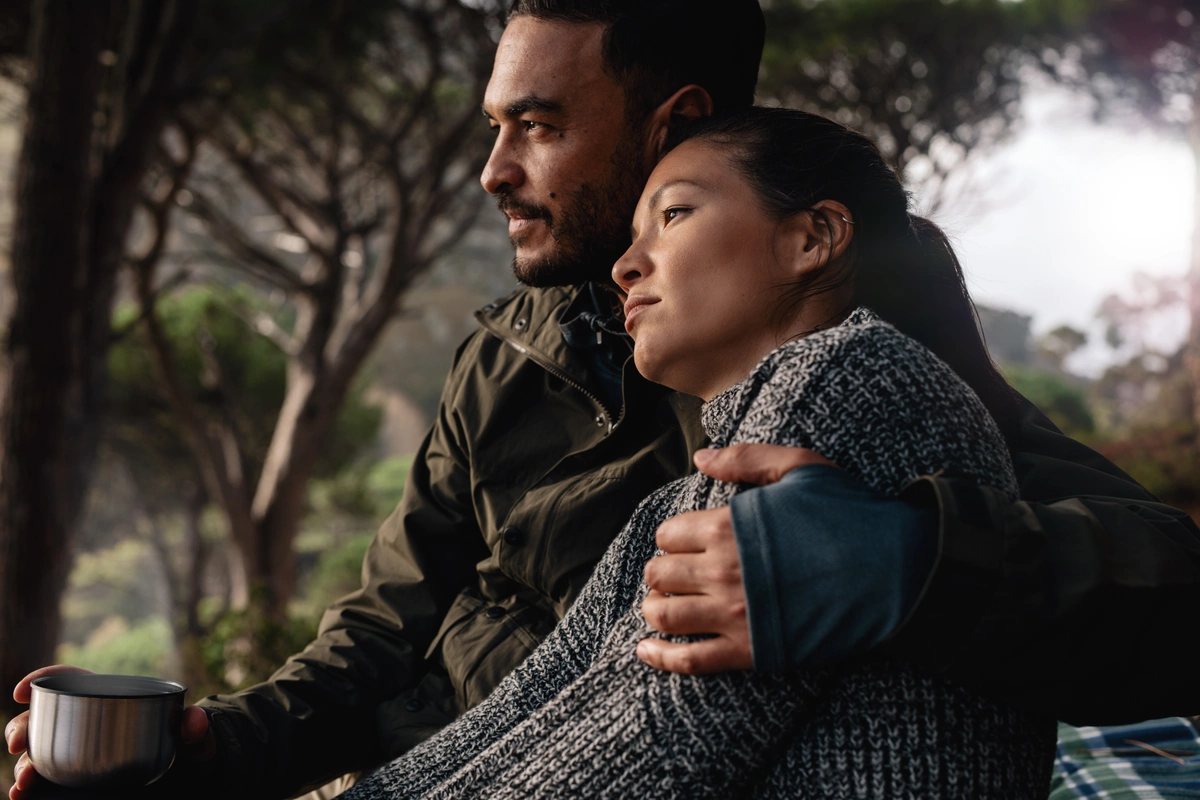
top-left (776, 200), bottom-right (855, 278)
top-left (645, 84), bottom-right (714, 161)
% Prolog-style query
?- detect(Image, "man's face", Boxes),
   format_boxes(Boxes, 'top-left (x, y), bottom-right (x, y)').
top-left (482, 16), bottom-right (649, 287)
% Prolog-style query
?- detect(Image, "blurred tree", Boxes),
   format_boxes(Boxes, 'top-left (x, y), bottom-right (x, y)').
top-left (1005, 363), bottom-right (1097, 436)
top-left (106, 288), bottom-right (381, 687)
top-left (977, 304), bottom-right (1036, 365)
top-left (0, 0), bottom-right (481, 714)
top-left (759, 0), bottom-right (1061, 210)
top-left (1031, 0), bottom-right (1200, 433)
top-left (1037, 324), bottom-right (1089, 371)
top-left (1090, 273), bottom-right (1191, 430)
top-left (0, 0), bottom-right (202, 719)
top-left (133, 0), bottom-right (497, 624)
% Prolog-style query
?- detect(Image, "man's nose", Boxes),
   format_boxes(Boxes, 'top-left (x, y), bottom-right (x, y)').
top-left (481, 136), bottom-right (524, 195)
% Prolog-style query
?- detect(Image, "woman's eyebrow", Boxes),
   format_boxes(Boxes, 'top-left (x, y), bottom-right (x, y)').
top-left (631, 179), bottom-right (708, 239)
top-left (645, 179), bottom-right (706, 213)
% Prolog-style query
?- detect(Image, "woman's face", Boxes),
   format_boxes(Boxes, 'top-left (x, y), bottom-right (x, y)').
top-left (613, 140), bottom-right (806, 401)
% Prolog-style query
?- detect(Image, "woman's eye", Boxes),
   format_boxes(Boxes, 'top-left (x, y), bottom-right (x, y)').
top-left (663, 207), bottom-right (689, 224)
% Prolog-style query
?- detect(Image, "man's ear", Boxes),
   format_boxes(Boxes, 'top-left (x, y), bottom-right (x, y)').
top-left (776, 200), bottom-right (855, 278)
top-left (645, 84), bottom-right (714, 161)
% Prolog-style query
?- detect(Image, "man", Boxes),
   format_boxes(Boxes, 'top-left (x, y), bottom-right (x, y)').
top-left (8, 1), bottom-right (1200, 798)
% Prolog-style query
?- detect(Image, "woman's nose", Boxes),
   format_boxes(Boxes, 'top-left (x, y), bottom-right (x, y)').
top-left (612, 244), bottom-right (648, 291)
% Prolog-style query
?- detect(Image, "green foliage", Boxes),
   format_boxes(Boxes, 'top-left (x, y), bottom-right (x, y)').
top-left (1099, 425), bottom-right (1200, 503)
top-left (60, 539), bottom-right (161, 644)
top-left (302, 532), bottom-right (376, 615)
top-left (1004, 364), bottom-right (1096, 437)
top-left (56, 616), bottom-right (174, 677)
top-left (308, 468), bottom-right (378, 518)
top-left (199, 600), bottom-right (320, 692)
top-left (367, 455), bottom-right (413, 517)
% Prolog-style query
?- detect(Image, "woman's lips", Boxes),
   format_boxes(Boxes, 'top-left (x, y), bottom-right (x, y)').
top-left (623, 296), bottom-right (659, 331)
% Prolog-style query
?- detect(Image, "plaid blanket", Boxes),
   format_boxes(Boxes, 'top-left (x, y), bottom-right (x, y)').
top-left (1051, 717), bottom-right (1200, 798)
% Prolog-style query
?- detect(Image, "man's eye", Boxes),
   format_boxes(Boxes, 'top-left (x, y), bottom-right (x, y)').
top-left (523, 120), bottom-right (544, 131)
top-left (488, 125), bottom-right (500, 136)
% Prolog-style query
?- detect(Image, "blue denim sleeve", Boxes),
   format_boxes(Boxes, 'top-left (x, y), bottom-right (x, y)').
top-left (730, 464), bottom-right (939, 672)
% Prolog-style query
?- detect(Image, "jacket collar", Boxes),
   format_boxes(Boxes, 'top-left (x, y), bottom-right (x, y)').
top-left (474, 285), bottom-right (594, 386)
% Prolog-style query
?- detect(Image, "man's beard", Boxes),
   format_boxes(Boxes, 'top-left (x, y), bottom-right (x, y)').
top-left (500, 130), bottom-right (647, 288)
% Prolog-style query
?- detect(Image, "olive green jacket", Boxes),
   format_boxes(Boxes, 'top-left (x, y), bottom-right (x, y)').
top-left (197, 286), bottom-right (706, 798)
top-left (194, 285), bottom-right (1200, 799)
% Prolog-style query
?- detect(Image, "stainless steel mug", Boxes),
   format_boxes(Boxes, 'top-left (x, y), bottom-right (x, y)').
top-left (27, 674), bottom-right (186, 789)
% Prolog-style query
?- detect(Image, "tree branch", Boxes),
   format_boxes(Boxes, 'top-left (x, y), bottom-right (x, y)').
top-left (185, 190), bottom-right (311, 294)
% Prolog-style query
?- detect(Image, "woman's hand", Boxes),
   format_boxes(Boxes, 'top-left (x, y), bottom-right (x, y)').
top-left (636, 444), bottom-right (836, 675)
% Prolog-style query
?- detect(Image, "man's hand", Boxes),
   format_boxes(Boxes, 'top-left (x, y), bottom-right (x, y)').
top-left (6, 666), bottom-right (215, 800)
top-left (636, 444), bottom-right (836, 675)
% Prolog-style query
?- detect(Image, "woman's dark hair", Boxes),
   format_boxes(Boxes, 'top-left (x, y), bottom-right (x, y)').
top-left (668, 107), bottom-right (1021, 439)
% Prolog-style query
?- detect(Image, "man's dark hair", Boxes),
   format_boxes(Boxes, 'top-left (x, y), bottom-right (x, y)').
top-left (506, 0), bottom-right (765, 120)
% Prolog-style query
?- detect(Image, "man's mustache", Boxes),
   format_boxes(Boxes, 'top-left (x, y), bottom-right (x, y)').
top-left (496, 194), bottom-right (552, 226)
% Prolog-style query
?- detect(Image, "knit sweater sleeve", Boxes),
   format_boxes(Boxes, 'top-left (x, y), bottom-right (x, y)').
top-left (337, 482), bottom-right (680, 800)
top-left (350, 316), bottom-right (1018, 800)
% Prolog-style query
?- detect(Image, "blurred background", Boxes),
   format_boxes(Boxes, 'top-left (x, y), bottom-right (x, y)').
top-left (1, 0), bottom-right (1198, 789)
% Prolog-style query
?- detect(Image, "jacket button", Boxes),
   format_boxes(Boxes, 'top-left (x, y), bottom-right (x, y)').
top-left (502, 526), bottom-right (523, 545)
top-left (594, 414), bottom-right (605, 427)
top-left (484, 606), bottom-right (507, 619)
top-left (514, 317), bottom-right (528, 330)
top-left (404, 698), bottom-right (424, 712)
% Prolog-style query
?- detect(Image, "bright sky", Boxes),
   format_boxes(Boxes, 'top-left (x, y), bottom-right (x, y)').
top-left (920, 82), bottom-right (1194, 373)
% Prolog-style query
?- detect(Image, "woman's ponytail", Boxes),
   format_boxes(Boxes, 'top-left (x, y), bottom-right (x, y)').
top-left (856, 215), bottom-right (1020, 439)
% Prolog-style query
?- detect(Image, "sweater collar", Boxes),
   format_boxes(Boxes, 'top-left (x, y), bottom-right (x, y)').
top-left (698, 306), bottom-right (880, 443)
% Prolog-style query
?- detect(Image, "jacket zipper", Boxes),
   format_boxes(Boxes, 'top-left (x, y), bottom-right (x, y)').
top-left (476, 314), bottom-right (624, 434)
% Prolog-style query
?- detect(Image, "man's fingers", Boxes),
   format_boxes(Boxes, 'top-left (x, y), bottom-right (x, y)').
top-left (5, 712), bottom-right (27, 755)
top-left (644, 552), bottom-right (741, 595)
top-left (179, 706), bottom-right (217, 762)
top-left (642, 591), bottom-right (744, 636)
top-left (693, 443), bottom-right (837, 485)
top-left (13, 665), bottom-right (91, 704)
top-left (655, 507), bottom-right (731, 553)
top-left (636, 636), bottom-right (752, 675)
top-left (180, 706), bottom-right (209, 744)
top-left (12, 751), bottom-right (37, 796)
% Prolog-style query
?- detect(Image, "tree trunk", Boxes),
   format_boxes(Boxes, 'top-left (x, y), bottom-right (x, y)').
top-left (0, 0), bottom-right (112, 719)
top-left (246, 373), bottom-right (346, 621)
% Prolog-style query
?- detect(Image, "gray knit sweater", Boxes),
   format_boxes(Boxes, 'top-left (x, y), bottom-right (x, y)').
top-left (341, 308), bottom-right (1056, 800)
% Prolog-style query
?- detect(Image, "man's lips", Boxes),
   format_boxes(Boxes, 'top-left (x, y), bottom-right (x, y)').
top-left (507, 215), bottom-right (542, 235)
top-left (623, 295), bottom-right (659, 330)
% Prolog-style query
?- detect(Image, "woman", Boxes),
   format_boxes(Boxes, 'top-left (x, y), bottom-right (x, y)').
top-left (340, 108), bottom-right (1056, 799)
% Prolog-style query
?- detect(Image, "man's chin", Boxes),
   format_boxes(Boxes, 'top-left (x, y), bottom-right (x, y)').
top-left (511, 251), bottom-right (608, 288)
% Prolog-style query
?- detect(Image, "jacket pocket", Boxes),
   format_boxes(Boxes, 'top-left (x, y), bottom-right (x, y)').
top-left (427, 587), bottom-right (552, 710)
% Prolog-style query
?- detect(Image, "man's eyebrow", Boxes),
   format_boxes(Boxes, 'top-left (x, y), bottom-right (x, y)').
top-left (481, 95), bottom-right (564, 119)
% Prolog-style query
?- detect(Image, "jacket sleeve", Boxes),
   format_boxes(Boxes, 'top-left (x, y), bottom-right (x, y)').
top-left (885, 397), bottom-right (1200, 725)
top-left (192, 334), bottom-right (491, 800)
